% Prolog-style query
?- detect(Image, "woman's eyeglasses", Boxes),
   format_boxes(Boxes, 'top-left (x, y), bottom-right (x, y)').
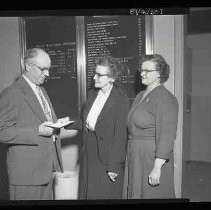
top-left (140, 69), bottom-right (159, 74)
top-left (94, 72), bottom-right (109, 78)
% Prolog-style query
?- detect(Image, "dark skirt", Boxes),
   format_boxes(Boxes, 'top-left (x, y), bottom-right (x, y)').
top-left (79, 130), bottom-right (124, 199)
top-left (122, 139), bottom-right (175, 199)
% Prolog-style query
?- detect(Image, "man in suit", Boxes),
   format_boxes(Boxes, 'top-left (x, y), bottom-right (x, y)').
top-left (0, 48), bottom-right (63, 200)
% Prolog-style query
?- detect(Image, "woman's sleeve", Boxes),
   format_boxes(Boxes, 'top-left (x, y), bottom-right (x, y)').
top-left (155, 94), bottom-right (179, 160)
top-left (107, 97), bottom-right (130, 173)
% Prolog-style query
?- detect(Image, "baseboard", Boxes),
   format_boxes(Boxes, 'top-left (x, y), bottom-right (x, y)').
top-left (190, 151), bottom-right (211, 162)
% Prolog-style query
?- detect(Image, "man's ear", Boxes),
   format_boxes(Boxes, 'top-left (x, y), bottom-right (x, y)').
top-left (25, 62), bottom-right (31, 72)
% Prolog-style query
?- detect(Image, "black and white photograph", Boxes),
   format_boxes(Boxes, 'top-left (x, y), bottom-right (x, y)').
top-left (0, 6), bottom-right (210, 206)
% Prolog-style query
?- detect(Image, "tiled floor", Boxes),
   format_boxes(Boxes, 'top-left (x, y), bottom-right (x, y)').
top-left (182, 161), bottom-right (211, 202)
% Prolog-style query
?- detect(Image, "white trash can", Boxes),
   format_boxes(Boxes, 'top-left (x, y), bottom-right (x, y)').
top-left (54, 171), bottom-right (79, 200)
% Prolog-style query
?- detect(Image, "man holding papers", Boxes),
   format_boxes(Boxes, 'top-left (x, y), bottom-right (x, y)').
top-left (0, 48), bottom-right (76, 200)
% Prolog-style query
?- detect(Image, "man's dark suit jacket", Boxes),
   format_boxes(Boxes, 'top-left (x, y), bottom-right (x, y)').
top-left (0, 76), bottom-right (63, 186)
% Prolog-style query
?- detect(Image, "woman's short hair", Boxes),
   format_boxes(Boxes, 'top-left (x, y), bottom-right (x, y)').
top-left (95, 55), bottom-right (124, 84)
top-left (141, 54), bottom-right (170, 83)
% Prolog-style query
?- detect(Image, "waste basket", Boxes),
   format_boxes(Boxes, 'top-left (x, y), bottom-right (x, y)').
top-left (54, 171), bottom-right (78, 200)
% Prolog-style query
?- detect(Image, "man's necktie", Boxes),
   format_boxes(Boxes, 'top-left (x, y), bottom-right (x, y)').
top-left (36, 86), bottom-right (53, 122)
top-left (36, 86), bottom-right (57, 142)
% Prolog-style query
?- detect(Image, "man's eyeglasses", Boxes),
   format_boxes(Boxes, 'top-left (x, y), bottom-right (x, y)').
top-left (30, 63), bottom-right (50, 72)
top-left (140, 69), bottom-right (159, 74)
top-left (94, 72), bottom-right (109, 78)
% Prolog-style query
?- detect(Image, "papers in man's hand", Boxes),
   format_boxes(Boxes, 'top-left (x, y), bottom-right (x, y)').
top-left (45, 120), bottom-right (74, 128)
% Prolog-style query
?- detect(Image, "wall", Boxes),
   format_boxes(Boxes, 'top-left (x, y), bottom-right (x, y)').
top-left (0, 17), bottom-right (21, 91)
top-left (153, 15), bottom-right (184, 198)
top-left (187, 34), bottom-right (211, 162)
top-left (0, 17), bottom-right (21, 200)
top-left (153, 15), bottom-right (175, 93)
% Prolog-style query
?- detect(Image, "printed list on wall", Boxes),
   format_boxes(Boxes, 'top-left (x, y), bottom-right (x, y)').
top-left (34, 42), bottom-right (77, 80)
top-left (24, 17), bottom-right (78, 118)
top-left (85, 15), bottom-right (146, 99)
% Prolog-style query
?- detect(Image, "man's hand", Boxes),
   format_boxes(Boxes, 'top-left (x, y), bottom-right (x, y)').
top-left (39, 121), bottom-right (54, 137)
top-left (107, 172), bottom-right (118, 182)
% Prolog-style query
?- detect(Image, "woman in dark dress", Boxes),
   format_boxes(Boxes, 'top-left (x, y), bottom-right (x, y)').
top-left (70, 55), bottom-right (130, 199)
top-left (122, 54), bottom-right (178, 199)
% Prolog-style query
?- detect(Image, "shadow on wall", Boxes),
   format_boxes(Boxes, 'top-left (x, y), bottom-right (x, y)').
top-left (0, 143), bottom-right (9, 200)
